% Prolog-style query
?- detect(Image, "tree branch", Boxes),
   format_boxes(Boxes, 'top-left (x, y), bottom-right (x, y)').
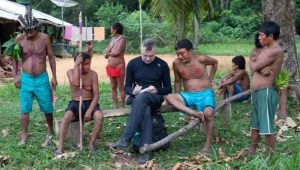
top-left (139, 89), bottom-right (253, 154)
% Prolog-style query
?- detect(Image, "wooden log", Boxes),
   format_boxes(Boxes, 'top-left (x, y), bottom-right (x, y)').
top-left (54, 119), bottom-right (81, 146)
top-left (139, 89), bottom-right (252, 154)
top-left (103, 103), bottom-right (179, 118)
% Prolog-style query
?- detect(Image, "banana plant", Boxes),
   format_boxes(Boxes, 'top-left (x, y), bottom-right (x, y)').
top-left (1, 33), bottom-right (22, 61)
top-left (274, 70), bottom-right (290, 90)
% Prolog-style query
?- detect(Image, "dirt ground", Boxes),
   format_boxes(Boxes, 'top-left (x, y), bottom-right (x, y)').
top-left (48, 54), bottom-right (241, 85)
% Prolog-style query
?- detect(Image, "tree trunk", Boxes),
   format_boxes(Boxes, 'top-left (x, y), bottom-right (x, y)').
top-left (221, 0), bottom-right (225, 11)
top-left (193, 15), bottom-right (200, 49)
top-left (262, 0), bottom-right (299, 98)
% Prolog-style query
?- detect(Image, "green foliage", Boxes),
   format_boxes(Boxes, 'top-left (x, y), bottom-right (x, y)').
top-left (95, 2), bottom-right (129, 29)
top-left (93, 3), bottom-right (175, 54)
top-left (1, 34), bottom-right (22, 61)
top-left (0, 77), bottom-right (300, 169)
top-left (200, 8), bottom-right (261, 43)
top-left (275, 70), bottom-right (291, 90)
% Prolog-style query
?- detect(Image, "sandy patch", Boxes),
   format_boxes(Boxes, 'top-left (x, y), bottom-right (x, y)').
top-left (48, 54), bottom-right (245, 85)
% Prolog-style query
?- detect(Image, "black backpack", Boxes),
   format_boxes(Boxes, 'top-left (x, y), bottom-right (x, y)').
top-left (132, 113), bottom-right (170, 152)
top-left (151, 113), bottom-right (170, 150)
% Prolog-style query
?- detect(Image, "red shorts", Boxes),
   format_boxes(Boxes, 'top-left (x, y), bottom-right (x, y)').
top-left (106, 64), bottom-right (124, 78)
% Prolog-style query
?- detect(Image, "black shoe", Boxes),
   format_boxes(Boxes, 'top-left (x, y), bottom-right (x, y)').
top-left (137, 153), bottom-right (151, 165)
top-left (111, 137), bottom-right (130, 149)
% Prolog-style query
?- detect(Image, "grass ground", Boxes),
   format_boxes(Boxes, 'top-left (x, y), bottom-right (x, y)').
top-left (0, 41), bottom-right (299, 169)
top-left (0, 82), bottom-right (299, 169)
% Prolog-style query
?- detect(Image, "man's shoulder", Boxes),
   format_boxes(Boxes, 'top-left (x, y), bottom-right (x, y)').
top-left (38, 32), bottom-right (50, 40)
top-left (89, 70), bottom-right (98, 76)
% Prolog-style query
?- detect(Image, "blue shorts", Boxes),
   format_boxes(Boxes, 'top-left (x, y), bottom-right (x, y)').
top-left (178, 88), bottom-right (215, 112)
top-left (20, 72), bottom-right (53, 114)
top-left (226, 82), bottom-right (249, 102)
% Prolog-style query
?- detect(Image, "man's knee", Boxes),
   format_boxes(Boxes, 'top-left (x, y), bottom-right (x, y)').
top-left (165, 93), bottom-right (179, 103)
top-left (94, 111), bottom-right (104, 123)
top-left (133, 93), bottom-right (149, 103)
top-left (62, 111), bottom-right (75, 123)
top-left (203, 108), bottom-right (214, 120)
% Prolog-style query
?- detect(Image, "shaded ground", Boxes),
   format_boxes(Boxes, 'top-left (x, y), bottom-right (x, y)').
top-left (48, 54), bottom-right (242, 85)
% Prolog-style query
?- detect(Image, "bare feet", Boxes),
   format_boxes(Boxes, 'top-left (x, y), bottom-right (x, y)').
top-left (89, 141), bottom-right (95, 153)
top-left (190, 111), bottom-right (204, 121)
top-left (19, 131), bottom-right (28, 145)
top-left (200, 149), bottom-right (211, 156)
top-left (54, 149), bottom-right (64, 156)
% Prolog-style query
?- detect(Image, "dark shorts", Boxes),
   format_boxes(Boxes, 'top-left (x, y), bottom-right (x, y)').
top-left (65, 100), bottom-right (101, 122)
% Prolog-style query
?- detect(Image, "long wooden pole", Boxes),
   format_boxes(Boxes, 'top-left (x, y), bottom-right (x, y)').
top-left (78, 11), bottom-right (83, 151)
top-left (139, 89), bottom-right (253, 154)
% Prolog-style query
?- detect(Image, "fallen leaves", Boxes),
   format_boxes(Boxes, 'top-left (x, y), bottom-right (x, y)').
top-left (275, 116), bottom-right (298, 142)
top-left (41, 135), bottom-right (53, 147)
top-left (216, 136), bottom-right (229, 144)
top-left (54, 152), bottom-right (77, 160)
top-left (139, 159), bottom-right (160, 170)
top-left (172, 147), bottom-right (250, 170)
top-left (2, 129), bottom-right (9, 137)
top-left (0, 154), bottom-right (9, 164)
top-left (286, 117), bottom-right (297, 128)
top-left (172, 153), bottom-right (213, 170)
top-left (217, 148), bottom-right (248, 163)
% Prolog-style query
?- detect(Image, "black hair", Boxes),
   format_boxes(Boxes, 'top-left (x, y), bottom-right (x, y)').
top-left (175, 39), bottom-right (193, 51)
top-left (254, 32), bottom-right (263, 48)
top-left (258, 21), bottom-right (280, 40)
top-left (232, 55), bottom-right (246, 70)
top-left (74, 52), bottom-right (91, 62)
top-left (112, 22), bottom-right (123, 34)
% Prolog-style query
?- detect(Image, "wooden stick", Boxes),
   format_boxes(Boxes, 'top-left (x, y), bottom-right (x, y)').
top-left (139, 89), bottom-right (252, 154)
top-left (78, 11), bottom-right (83, 151)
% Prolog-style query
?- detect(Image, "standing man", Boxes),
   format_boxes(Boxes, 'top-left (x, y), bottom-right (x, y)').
top-left (105, 23), bottom-right (126, 109)
top-left (165, 39), bottom-right (218, 155)
top-left (111, 39), bottom-right (172, 164)
top-left (248, 21), bottom-right (283, 154)
top-left (13, 6), bottom-right (57, 144)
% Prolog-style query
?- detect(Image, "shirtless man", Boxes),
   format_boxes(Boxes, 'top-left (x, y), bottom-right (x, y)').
top-left (57, 52), bottom-right (104, 154)
top-left (13, 6), bottom-right (57, 145)
top-left (248, 21), bottom-right (283, 154)
top-left (218, 55), bottom-right (250, 102)
top-left (166, 39), bottom-right (218, 154)
top-left (105, 23), bottom-right (126, 109)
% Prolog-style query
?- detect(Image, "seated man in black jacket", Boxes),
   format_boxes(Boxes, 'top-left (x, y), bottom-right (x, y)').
top-left (111, 39), bottom-right (172, 164)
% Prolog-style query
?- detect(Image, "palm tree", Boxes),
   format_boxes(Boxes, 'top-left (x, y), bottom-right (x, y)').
top-left (150, 0), bottom-right (213, 48)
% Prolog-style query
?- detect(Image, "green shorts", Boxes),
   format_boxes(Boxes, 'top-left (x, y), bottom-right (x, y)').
top-left (250, 88), bottom-right (278, 135)
top-left (20, 72), bottom-right (53, 114)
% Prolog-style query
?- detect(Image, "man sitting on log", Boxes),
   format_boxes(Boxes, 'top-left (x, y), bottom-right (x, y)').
top-left (56, 52), bottom-right (104, 154)
top-left (111, 39), bottom-right (172, 164)
top-left (165, 39), bottom-right (218, 155)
